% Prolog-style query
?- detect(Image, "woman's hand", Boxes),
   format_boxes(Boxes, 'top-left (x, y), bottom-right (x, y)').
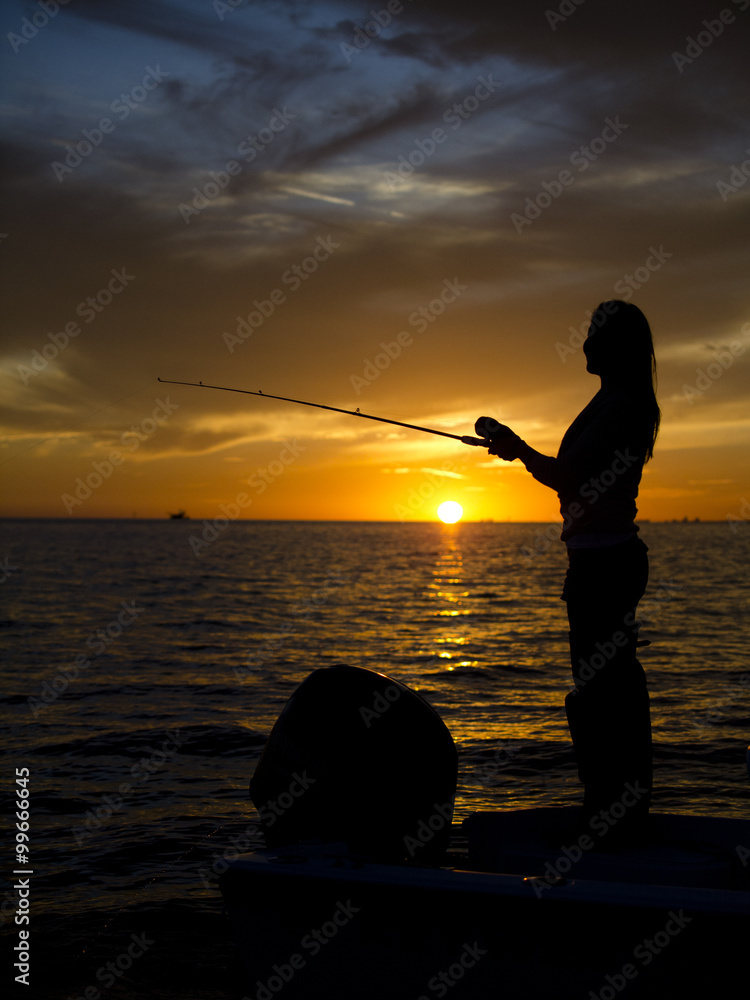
top-left (475, 416), bottom-right (522, 460)
top-left (487, 433), bottom-right (522, 460)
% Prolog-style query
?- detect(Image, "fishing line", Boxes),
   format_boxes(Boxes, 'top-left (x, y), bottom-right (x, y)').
top-left (157, 378), bottom-right (488, 446)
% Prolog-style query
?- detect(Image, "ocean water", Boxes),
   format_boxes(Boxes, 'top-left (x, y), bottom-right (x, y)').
top-left (1, 519), bottom-right (748, 998)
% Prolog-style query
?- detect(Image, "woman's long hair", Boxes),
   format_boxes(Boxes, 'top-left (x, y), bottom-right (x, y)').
top-left (591, 300), bottom-right (660, 460)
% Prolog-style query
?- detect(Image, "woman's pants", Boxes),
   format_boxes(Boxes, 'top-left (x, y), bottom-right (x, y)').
top-left (562, 536), bottom-right (652, 832)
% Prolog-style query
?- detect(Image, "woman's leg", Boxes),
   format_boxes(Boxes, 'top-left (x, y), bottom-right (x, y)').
top-left (562, 538), bottom-right (652, 838)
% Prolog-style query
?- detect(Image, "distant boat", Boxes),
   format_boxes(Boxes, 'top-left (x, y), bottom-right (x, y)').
top-left (169, 510), bottom-right (189, 519)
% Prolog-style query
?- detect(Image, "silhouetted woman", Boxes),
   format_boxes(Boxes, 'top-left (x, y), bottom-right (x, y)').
top-left (480, 301), bottom-right (660, 842)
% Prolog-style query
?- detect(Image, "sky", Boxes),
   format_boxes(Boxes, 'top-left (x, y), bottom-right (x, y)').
top-left (1, 0), bottom-right (749, 523)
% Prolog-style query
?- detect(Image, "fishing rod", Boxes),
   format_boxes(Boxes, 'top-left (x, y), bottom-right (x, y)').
top-left (156, 378), bottom-right (490, 446)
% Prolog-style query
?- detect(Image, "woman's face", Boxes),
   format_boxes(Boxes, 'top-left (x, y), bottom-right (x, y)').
top-left (583, 326), bottom-right (615, 375)
top-left (583, 326), bottom-right (601, 373)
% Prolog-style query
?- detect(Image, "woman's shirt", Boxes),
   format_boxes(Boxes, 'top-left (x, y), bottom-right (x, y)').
top-left (519, 386), bottom-right (652, 546)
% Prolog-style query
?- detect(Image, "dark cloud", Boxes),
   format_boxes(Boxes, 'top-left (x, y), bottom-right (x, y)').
top-left (68, 0), bottom-right (261, 66)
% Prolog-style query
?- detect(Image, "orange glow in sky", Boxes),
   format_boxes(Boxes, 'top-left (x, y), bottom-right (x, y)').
top-left (1, 3), bottom-right (748, 524)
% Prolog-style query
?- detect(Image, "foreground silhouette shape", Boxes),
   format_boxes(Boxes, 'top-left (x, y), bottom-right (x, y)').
top-left (479, 300), bottom-right (661, 840)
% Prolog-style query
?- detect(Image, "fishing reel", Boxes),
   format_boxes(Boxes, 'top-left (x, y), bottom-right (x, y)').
top-left (461, 416), bottom-right (518, 453)
top-left (474, 416), bottom-right (505, 442)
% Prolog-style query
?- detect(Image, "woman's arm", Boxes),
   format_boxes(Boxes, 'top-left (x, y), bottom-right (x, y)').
top-left (514, 440), bottom-right (563, 491)
top-left (488, 434), bottom-right (562, 491)
top-left (486, 391), bottom-right (643, 496)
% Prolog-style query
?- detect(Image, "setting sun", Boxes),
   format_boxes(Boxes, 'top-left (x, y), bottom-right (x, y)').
top-left (437, 501), bottom-right (463, 523)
